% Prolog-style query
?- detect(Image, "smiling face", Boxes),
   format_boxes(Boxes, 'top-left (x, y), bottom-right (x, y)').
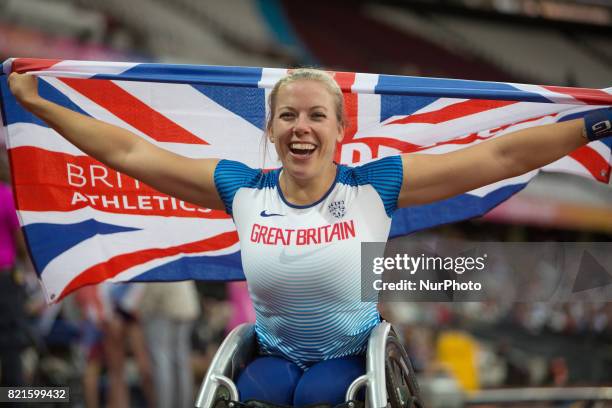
top-left (268, 78), bottom-right (345, 185)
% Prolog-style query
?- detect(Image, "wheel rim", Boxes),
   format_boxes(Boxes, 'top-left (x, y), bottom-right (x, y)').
top-left (385, 336), bottom-right (421, 408)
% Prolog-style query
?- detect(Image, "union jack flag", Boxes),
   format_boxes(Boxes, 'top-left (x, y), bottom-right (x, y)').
top-left (1, 58), bottom-right (610, 303)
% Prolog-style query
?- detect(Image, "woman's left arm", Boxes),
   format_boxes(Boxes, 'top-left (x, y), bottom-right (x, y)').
top-left (398, 112), bottom-right (610, 208)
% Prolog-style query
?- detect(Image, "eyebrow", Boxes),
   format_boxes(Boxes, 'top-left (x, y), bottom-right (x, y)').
top-left (278, 105), bottom-right (329, 111)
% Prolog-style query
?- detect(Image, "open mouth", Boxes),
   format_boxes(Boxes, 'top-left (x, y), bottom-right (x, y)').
top-left (289, 142), bottom-right (317, 157)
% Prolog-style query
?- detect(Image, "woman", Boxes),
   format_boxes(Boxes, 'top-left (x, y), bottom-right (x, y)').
top-left (0, 157), bottom-right (29, 387)
top-left (139, 281), bottom-right (200, 408)
top-left (8, 69), bottom-right (611, 405)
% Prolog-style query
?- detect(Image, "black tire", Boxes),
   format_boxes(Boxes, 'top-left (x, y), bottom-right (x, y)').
top-left (385, 334), bottom-right (423, 408)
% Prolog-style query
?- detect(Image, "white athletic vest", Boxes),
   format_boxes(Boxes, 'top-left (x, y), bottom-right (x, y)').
top-left (214, 156), bottom-right (402, 368)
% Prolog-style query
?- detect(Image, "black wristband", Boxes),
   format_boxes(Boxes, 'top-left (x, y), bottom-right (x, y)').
top-left (584, 107), bottom-right (612, 142)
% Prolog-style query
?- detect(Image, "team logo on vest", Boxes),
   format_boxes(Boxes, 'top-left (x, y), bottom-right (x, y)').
top-left (328, 200), bottom-right (346, 219)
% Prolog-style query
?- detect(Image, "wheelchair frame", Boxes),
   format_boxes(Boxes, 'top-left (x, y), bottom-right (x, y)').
top-left (195, 321), bottom-right (422, 408)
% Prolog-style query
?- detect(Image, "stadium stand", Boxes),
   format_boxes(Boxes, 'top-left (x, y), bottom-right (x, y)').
top-left (429, 13), bottom-right (611, 87)
top-left (366, 3), bottom-right (612, 88)
top-left (279, 0), bottom-right (521, 82)
top-left (0, 0), bottom-right (105, 42)
top-left (163, 0), bottom-right (277, 54)
top-left (75, 0), bottom-right (280, 67)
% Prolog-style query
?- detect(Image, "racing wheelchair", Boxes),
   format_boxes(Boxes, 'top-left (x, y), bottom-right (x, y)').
top-left (195, 321), bottom-right (423, 408)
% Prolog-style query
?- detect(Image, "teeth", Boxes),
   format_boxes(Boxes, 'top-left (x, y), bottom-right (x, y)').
top-left (290, 143), bottom-right (316, 150)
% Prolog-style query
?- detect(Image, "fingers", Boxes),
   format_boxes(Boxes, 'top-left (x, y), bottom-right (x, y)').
top-left (7, 72), bottom-right (20, 96)
top-left (8, 72), bottom-right (37, 87)
top-left (7, 72), bottom-right (39, 104)
top-left (12, 72), bottom-right (37, 84)
top-left (7, 71), bottom-right (27, 84)
top-left (7, 72), bottom-right (19, 90)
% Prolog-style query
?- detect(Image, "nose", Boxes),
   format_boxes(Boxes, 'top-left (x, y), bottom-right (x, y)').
top-left (292, 113), bottom-right (310, 136)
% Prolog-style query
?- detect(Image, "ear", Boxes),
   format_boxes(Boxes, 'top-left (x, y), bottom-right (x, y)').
top-left (265, 127), bottom-right (274, 143)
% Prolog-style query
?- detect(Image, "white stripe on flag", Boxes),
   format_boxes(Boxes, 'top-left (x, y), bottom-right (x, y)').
top-left (107, 241), bottom-right (241, 283)
top-left (352, 73), bottom-right (378, 94)
top-left (7, 123), bottom-right (85, 156)
top-left (40, 215), bottom-right (237, 299)
top-left (34, 60), bottom-right (137, 79)
top-left (259, 68), bottom-right (287, 89)
top-left (469, 171), bottom-right (537, 197)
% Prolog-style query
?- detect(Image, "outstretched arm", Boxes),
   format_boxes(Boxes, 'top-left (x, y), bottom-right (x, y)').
top-left (398, 111), bottom-right (610, 207)
top-left (9, 73), bottom-right (224, 211)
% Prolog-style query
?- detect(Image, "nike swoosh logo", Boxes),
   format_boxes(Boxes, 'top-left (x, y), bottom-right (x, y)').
top-left (260, 210), bottom-right (285, 217)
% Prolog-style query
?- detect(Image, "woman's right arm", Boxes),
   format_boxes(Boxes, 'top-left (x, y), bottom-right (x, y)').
top-left (9, 73), bottom-right (225, 210)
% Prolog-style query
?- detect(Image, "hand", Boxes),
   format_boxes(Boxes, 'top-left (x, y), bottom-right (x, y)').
top-left (8, 72), bottom-right (40, 108)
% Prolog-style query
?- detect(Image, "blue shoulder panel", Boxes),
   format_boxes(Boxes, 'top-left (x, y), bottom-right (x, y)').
top-left (214, 160), bottom-right (275, 215)
top-left (338, 155), bottom-right (403, 217)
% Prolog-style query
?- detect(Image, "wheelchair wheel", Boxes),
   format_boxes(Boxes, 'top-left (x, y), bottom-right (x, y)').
top-left (385, 335), bottom-right (423, 408)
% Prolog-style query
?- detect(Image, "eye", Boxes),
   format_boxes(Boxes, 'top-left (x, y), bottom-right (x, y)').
top-left (279, 112), bottom-right (295, 119)
top-left (311, 112), bottom-right (326, 120)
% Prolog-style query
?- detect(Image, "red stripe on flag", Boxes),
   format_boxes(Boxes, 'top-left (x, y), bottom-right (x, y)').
top-left (414, 132), bottom-right (488, 152)
top-left (333, 72), bottom-right (358, 162)
top-left (12, 58), bottom-right (62, 73)
top-left (346, 131), bottom-right (491, 157)
top-left (542, 86), bottom-right (612, 105)
top-left (569, 145), bottom-right (611, 183)
top-left (57, 231), bottom-right (239, 301)
top-left (59, 77), bottom-right (208, 145)
top-left (10, 146), bottom-right (229, 218)
top-left (387, 99), bottom-right (517, 125)
top-left (348, 131), bottom-right (496, 157)
top-left (332, 71), bottom-right (357, 93)
top-left (341, 114), bottom-right (562, 159)
top-left (344, 137), bottom-right (419, 156)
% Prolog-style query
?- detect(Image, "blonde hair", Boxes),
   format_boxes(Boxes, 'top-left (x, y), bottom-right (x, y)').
top-left (266, 68), bottom-right (347, 131)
